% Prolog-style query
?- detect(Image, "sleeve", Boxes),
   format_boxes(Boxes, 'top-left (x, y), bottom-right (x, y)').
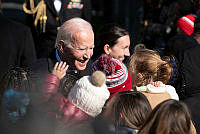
top-left (42, 74), bottom-right (60, 102)
top-left (20, 26), bottom-right (37, 67)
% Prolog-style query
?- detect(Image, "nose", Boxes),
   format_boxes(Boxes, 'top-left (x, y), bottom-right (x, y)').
top-left (124, 48), bottom-right (130, 57)
top-left (83, 49), bottom-right (91, 59)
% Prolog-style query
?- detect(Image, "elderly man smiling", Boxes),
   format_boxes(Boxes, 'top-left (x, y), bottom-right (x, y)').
top-left (55, 18), bottom-right (94, 71)
top-left (29, 17), bottom-right (94, 91)
top-left (27, 17), bottom-right (95, 134)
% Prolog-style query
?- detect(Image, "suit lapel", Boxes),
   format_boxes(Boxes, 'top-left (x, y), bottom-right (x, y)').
top-left (45, 0), bottom-right (58, 16)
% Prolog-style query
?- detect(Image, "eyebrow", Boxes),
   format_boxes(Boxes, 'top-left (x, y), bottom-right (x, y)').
top-left (77, 44), bottom-right (94, 48)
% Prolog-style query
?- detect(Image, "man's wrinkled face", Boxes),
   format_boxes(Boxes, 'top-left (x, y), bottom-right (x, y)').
top-left (61, 30), bottom-right (94, 71)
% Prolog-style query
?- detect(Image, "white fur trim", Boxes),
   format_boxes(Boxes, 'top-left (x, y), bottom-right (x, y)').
top-left (147, 84), bottom-right (179, 100)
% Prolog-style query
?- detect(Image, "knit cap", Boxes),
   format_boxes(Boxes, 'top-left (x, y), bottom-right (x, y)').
top-left (176, 14), bottom-right (196, 35)
top-left (92, 54), bottom-right (132, 98)
top-left (68, 71), bottom-right (110, 117)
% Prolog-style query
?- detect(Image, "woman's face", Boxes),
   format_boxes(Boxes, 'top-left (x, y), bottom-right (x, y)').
top-left (108, 35), bottom-right (130, 62)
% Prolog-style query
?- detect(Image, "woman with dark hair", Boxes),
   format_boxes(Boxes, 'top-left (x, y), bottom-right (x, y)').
top-left (138, 99), bottom-right (197, 134)
top-left (93, 23), bottom-right (130, 62)
top-left (103, 91), bottom-right (152, 134)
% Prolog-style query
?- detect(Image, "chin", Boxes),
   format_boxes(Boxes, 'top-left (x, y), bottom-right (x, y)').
top-left (118, 58), bottom-right (124, 62)
top-left (76, 65), bottom-right (86, 71)
top-left (75, 61), bottom-right (87, 71)
top-left (113, 56), bottom-right (124, 62)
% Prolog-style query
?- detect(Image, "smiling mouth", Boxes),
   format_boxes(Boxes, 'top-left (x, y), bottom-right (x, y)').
top-left (76, 57), bottom-right (89, 63)
top-left (77, 59), bottom-right (88, 63)
top-left (80, 60), bottom-right (86, 63)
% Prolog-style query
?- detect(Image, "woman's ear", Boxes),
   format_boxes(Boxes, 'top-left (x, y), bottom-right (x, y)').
top-left (104, 44), bottom-right (111, 55)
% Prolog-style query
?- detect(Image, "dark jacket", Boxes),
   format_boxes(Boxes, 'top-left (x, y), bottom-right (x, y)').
top-left (26, 0), bottom-right (92, 58)
top-left (164, 34), bottom-right (198, 92)
top-left (181, 95), bottom-right (200, 134)
top-left (165, 34), bottom-right (198, 63)
top-left (179, 45), bottom-right (200, 97)
top-left (179, 45), bottom-right (200, 134)
top-left (0, 13), bottom-right (36, 80)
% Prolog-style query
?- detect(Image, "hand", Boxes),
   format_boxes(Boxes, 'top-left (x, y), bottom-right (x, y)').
top-left (151, 81), bottom-right (163, 87)
top-left (144, 20), bottom-right (148, 26)
top-left (52, 62), bottom-right (69, 80)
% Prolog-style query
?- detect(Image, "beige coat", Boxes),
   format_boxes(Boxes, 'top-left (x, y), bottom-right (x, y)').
top-left (142, 92), bottom-right (171, 109)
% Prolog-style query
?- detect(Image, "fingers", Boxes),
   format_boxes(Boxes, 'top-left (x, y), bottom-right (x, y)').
top-left (54, 62), bottom-right (59, 71)
top-left (57, 61), bottom-right (63, 70)
top-left (63, 65), bottom-right (69, 72)
top-left (151, 81), bottom-right (163, 87)
top-left (54, 62), bottom-right (68, 72)
top-left (60, 62), bottom-right (67, 71)
top-left (52, 62), bottom-right (69, 79)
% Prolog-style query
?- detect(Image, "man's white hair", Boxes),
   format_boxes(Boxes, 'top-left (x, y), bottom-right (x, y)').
top-left (55, 17), bottom-right (93, 48)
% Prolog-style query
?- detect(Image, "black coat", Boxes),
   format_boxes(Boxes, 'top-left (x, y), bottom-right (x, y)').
top-left (179, 44), bottom-right (200, 97)
top-left (0, 13), bottom-right (37, 134)
top-left (26, 0), bottom-right (92, 58)
top-left (165, 34), bottom-right (198, 63)
top-left (0, 13), bottom-right (37, 80)
top-left (179, 45), bottom-right (200, 134)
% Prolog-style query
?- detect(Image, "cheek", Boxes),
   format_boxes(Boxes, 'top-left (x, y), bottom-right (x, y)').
top-left (119, 50), bottom-right (125, 56)
top-left (90, 50), bottom-right (93, 56)
top-left (111, 49), bottom-right (123, 57)
top-left (74, 51), bottom-right (83, 59)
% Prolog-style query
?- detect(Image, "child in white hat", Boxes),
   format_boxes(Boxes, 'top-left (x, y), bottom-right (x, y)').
top-left (42, 61), bottom-right (110, 126)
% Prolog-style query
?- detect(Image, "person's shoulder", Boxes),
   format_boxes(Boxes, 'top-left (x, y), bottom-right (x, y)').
top-left (184, 44), bottom-right (200, 55)
top-left (142, 91), bottom-right (171, 109)
top-left (28, 58), bottom-right (53, 73)
top-left (166, 34), bottom-right (198, 56)
top-left (0, 14), bottom-right (31, 33)
top-left (168, 34), bottom-right (197, 45)
top-left (11, 21), bottom-right (31, 33)
top-left (181, 44), bottom-right (200, 66)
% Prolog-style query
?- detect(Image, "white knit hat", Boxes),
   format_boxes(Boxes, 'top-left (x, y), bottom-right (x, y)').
top-left (68, 71), bottom-right (110, 117)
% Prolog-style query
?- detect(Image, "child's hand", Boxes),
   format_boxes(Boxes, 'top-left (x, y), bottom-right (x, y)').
top-left (151, 81), bottom-right (163, 87)
top-left (52, 62), bottom-right (69, 80)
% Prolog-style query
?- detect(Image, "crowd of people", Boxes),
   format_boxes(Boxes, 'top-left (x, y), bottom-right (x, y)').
top-left (0, 0), bottom-right (200, 134)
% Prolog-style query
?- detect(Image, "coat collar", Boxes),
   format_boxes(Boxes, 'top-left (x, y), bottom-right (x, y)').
top-left (45, 0), bottom-right (58, 16)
